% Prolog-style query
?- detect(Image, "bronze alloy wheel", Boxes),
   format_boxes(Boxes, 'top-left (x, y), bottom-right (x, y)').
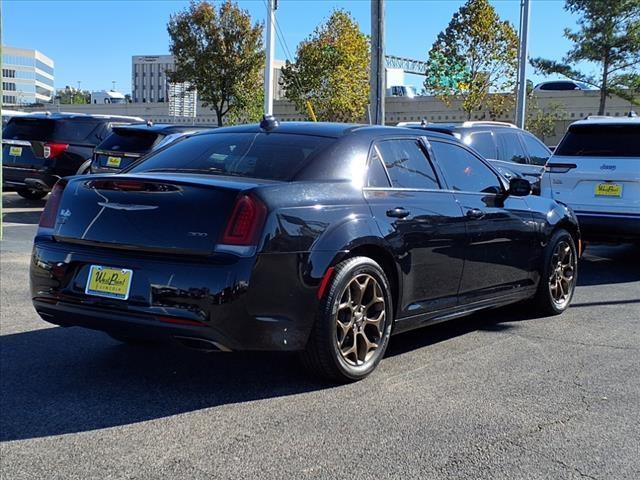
top-left (548, 239), bottom-right (576, 308)
top-left (335, 273), bottom-right (386, 367)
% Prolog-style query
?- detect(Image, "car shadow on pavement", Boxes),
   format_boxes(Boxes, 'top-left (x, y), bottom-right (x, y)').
top-left (578, 243), bottom-right (640, 286)
top-left (2, 210), bottom-right (43, 225)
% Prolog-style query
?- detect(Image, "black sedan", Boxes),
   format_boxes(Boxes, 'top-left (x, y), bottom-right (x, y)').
top-left (31, 120), bottom-right (580, 382)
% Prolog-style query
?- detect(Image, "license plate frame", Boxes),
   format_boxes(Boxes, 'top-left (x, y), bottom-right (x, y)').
top-left (85, 265), bottom-right (133, 300)
top-left (594, 183), bottom-right (622, 197)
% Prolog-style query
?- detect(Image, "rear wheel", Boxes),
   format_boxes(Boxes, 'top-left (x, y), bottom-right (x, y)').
top-left (533, 229), bottom-right (578, 315)
top-left (301, 257), bottom-right (393, 383)
top-left (16, 188), bottom-right (48, 200)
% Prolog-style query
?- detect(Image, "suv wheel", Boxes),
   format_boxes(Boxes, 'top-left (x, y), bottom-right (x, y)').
top-left (16, 188), bottom-right (48, 200)
top-left (301, 257), bottom-right (393, 383)
top-left (533, 229), bottom-right (578, 315)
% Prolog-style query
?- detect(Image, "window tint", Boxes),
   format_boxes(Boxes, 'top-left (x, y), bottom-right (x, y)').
top-left (367, 149), bottom-right (391, 187)
top-left (540, 81), bottom-right (577, 91)
top-left (4, 118), bottom-right (102, 143)
top-left (430, 141), bottom-right (502, 194)
top-left (98, 129), bottom-right (161, 154)
top-left (376, 139), bottom-right (439, 189)
top-left (496, 131), bottom-right (528, 164)
top-left (520, 133), bottom-right (551, 165)
top-left (554, 124), bottom-right (640, 157)
top-left (128, 132), bottom-right (333, 181)
top-left (461, 131), bottom-right (497, 159)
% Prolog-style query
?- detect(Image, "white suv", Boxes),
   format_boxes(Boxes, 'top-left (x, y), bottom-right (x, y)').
top-left (540, 117), bottom-right (640, 242)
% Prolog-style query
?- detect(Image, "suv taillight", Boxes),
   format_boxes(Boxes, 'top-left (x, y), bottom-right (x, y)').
top-left (221, 195), bottom-right (267, 246)
top-left (39, 181), bottom-right (67, 228)
top-left (545, 163), bottom-right (577, 173)
top-left (44, 142), bottom-right (69, 159)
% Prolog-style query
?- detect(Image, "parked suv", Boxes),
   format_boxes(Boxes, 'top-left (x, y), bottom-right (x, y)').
top-left (90, 123), bottom-right (214, 174)
top-left (2, 112), bottom-right (143, 199)
top-left (541, 117), bottom-right (640, 242)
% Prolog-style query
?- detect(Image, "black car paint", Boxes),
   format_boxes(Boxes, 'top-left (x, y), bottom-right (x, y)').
top-left (30, 123), bottom-right (579, 352)
top-left (2, 113), bottom-right (141, 192)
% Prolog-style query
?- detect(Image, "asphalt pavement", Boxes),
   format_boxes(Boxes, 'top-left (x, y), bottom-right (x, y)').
top-left (1, 191), bottom-right (639, 480)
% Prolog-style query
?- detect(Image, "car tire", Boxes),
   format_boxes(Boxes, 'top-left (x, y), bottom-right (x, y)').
top-left (16, 188), bottom-right (48, 200)
top-left (532, 229), bottom-right (578, 316)
top-left (76, 160), bottom-right (92, 175)
top-left (301, 256), bottom-right (394, 383)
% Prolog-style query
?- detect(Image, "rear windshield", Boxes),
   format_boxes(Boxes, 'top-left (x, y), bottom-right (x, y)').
top-left (3, 117), bottom-right (102, 143)
top-left (127, 132), bottom-right (334, 181)
top-left (555, 124), bottom-right (640, 157)
top-left (98, 129), bottom-right (161, 154)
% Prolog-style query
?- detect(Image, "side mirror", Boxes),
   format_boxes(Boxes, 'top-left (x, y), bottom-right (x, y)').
top-left (508, 177), bottom-right (532, 196)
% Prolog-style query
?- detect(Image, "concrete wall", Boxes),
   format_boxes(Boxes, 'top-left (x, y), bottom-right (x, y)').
top-left (21, 90), bottom-right (637, 145)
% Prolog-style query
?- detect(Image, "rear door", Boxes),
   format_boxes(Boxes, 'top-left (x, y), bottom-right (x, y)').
top-left (544, 122), bottom-right (640, 215)
top-left (429, 140), bottom-right (538, 303)
top-left (364, 137), bottom-right (466, 316)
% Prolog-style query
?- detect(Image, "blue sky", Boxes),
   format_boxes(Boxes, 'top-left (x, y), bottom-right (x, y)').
top-left (3, 0), bottom-right (581, 93)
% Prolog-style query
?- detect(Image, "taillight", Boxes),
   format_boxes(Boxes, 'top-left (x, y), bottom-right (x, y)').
top-left (221, 195), bottom-right (267, 246)
top-left (43, 142), bottom-right (69, 159)
top-left (39, 181), bottom-right (67, 228)
top-left (545, 163), bottom-right (577, 174)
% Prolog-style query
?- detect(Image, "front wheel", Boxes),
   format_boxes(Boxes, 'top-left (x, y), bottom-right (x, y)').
top-left (16, 188), bottom-right (48, 200)
top-left (533, 229), bottom-right (578, 315)
top-left (301, 257), bottom-right (393, 383)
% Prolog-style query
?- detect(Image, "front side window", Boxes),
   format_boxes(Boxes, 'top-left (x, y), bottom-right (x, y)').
top-left (497, 131), bottom-right (528, 164)
top-left (375, 139), bottom-right (439, 189)
top-left (430, 141), bottom-right (502, 194)
top-left (520, 132), bottom-right (551, 165)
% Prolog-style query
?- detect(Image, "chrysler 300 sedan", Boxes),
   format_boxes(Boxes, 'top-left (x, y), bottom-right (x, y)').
top-left (31, 120), bottom-right (580, 382)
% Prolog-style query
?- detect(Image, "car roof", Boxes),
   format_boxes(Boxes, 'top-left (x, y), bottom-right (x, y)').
top-left (10, 112), bottom-right (144, 122)
top-left (569, 116), bottom-right (640, 127)
top-left (115, 123), bottom-right (216, 134)
top-left (200, 121), bottom-right (460, 141)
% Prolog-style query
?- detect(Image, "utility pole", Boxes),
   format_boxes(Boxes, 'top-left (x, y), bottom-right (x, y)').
top-left (370, 0), bottom-right (385, 125)
top-left (264, 0), bottom-right (277, 116)
top-left (515, 0), bottom-right (530, 129)
top-left (112, 80), bottom-right (117, 91)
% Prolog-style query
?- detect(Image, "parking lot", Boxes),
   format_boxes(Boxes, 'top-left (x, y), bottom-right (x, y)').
top-left (1, 191), bottom-right (639, 479)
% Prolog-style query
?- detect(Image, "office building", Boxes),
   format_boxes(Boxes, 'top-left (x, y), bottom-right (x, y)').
top-left (2, 46), bottom-right (54, 105)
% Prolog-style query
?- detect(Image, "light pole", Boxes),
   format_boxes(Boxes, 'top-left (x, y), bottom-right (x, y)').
top-left (515, 0), bottom-right (530, 129)
top-left (263, 0), bottom-right (277, 116)
top-left (370, 0), bottom-right (385, 125)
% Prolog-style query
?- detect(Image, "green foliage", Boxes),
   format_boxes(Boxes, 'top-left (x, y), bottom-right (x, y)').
top-left (530, 0), bottom-right (640, 114)
top-left (424, 0), bottom-right (519, 120)
top-left (281, 9), bottom-right (370, 122)
top-left (167, 0), bottom-right (264, 126)
top-left (526, 100), bottom-right (566, 142)
top-left (56, 87), bottom-right (90, 104)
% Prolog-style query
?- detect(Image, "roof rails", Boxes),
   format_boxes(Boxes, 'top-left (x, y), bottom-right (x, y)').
top-left (585, 115), bottom-right (613, 120)
top-left (461, 120), bottom-right (517, 128)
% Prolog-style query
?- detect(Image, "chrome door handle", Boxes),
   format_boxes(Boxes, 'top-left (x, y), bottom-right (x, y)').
top-left (465, 208), bottom-right (485, 220)
top-left (386, 207), bottom-right (410, 219)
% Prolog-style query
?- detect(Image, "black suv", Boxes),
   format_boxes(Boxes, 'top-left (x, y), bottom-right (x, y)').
top-left (90, 123), bottom-right (214, 174)
top-left (2, 113), bottom-right (142, 199)
top-left (405, 121), bottom-right (552, 189)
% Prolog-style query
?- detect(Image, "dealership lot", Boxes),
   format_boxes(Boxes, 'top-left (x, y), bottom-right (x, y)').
top-left (1, 191), bottom-right (639, 479)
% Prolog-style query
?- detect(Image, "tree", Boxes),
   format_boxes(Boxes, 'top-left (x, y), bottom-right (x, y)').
top-left (424, 0), bottom-right (519, 120)
top-left (530, 0), bottom-right (640, 115)
top-left (526, 100), bottom-right (566, 143)
top-left (56, 86), bottom-right (90, 104)
top-left (281, 9), bottom-right (369, 122)
top-left (167, 0), bottom-right (264, 126)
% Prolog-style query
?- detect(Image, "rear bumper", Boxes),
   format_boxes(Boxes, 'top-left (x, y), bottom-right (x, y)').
top-left (576, 212), bottom-right (640, 241)
top-left (2, 166), bottom-right (60, 191)
top-left (30, 239), bottom-right (321, 351)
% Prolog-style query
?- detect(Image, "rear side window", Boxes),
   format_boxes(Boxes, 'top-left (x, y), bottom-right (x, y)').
top-left (98, 129), bottom-right (161, 154)
top-left (128, 132), bottom-right (333, 181)
top-left (554, 124), bottom-right (640, 157)
top-left (520, 133), bottom-right (551, 165)
top-left (375, 139), bottom-right (439, 189)
top-left (496, 131), bottom-right (528, 164)
top-left (461, 131), bottom-right (497, 159)
top-left (3, 118), bottom-right (102, 143)
top-left (430, 141), bottom-right (502, 194)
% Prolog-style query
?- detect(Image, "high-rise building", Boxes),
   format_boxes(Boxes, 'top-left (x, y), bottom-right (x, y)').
top-left (1, 46), bottom-right (54, 105)
top-left (131, 55), bottom-right (175, 104)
